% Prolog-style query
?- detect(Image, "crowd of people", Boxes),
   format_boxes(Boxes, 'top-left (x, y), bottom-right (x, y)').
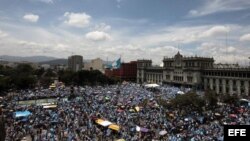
top-left (0, 83), bottom-right (250, 141)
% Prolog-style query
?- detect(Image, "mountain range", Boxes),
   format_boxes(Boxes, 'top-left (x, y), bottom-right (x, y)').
top-left (0, 55), bottom-right (58, 63)
top-left (0, 55), bottom-right (112, 65)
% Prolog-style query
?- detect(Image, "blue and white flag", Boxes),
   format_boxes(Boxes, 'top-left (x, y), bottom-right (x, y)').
top-left (105, 63), bottom-right (113, 69)
top-left (112, 58), bottom-right (121, 69)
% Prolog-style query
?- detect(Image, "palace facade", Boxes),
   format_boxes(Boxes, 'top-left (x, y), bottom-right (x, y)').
top-left (137, 52), bottom-right (250, 96)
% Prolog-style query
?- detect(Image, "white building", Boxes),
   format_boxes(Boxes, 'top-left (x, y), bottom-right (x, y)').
top-left (83, 58), bottom-right (105, 73)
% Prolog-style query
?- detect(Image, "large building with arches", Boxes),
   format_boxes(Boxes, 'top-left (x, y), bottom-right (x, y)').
top-left (137, 52), bottom-right (250, 96)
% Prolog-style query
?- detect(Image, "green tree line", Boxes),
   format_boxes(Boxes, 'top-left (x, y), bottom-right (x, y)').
top-left (0, 64), bottom-right (117, 94)
top-left (157, 90), bottom-right (240, 114)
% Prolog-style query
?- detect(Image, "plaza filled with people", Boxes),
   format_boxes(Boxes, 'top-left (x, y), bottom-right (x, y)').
top-left (1, 83), bottom-right (250, 141)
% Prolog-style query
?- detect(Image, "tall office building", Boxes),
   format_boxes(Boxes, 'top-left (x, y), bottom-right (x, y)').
top-left (68, 55), bottom-right (83, 72)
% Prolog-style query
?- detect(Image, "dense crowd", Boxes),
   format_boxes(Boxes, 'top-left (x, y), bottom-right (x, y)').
top-left (0, 83), bottom-right (250, 141)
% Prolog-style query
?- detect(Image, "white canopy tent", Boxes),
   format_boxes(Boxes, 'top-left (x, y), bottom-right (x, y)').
top-left (144, 84), bottom-right (160, 88)
top-left (240, 99), bottom-right (250, 103)
top-left (177, 91), bottom-right (185, 95)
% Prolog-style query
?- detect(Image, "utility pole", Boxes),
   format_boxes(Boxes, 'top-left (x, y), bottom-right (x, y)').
top-left (249, 57), bottom-right (250, 67)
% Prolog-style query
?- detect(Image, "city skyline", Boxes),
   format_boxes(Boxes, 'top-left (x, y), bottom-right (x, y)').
top-left (0, 0), bottom-right (250, 65)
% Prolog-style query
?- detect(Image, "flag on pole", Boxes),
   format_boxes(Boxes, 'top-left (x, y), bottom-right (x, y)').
top-left (112, 58), bottom-right (121, 69)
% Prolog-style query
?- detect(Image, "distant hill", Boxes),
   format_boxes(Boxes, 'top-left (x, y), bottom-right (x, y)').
top-left (39, 59), bottom-right (68, 65)
top-left (0, 55), bottom-right (113, 66)
top-left (39, 59), bottom-right (93, 65)
top-left (39, 59), bottom-right (112, 66)
top-left (0, 55), bottom-right (58, 62)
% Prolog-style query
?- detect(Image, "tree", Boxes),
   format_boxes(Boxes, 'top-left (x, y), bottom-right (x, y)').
top-left (58, 70), bottom-right (74, 85)
top-left (204, 89), bottom-right (218, 108)
top-left (0, 76), bottom-right (11, 93)
top-left (34, 68), bottom-right (45, 79)
top-left (221, 94), bottom-right (239, 105)
top-left (0, 65), bottom-right (118, 92)
top-left (170, 92), bottom-right (205, 112)
top-left (39, 69), bottom-right (58, 87)
top-left (11, 64), bottom-right (37, 89)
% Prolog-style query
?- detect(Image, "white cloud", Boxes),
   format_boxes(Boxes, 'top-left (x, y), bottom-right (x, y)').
top-left (240, 34), bottom-right (250, 41)
top-left (64, 12), bottom-right (91, 28)
top-left (86, 31), bottom-right (111, 41)
top-left (94, 23), bottom-right (111, 31)
top-left (116, 0), bottom-right (123, 8)
top-left (39, 0), bottom-right (54, 3)
top-left (200, 26), bottom-right (230, 38)
top-left (130, 25), bottom-right (234, 47)
top-left (196, 42), bottom-right (249, 64)
top-left (23, 14), bottom-right (39, 23)
top-left (0, 30), bottom-right (8, 38)
top-left (29, 0), bottom-right (54, 4)
top-left (0, 22), bottom-right (82, 57)
top-left (188, 0), bottom-right (250, 17)
top-left (189, 10), bottom-right (198, 16)
top-left (89, 44), bottom-right (183, 65)
top-left (0, 17), bottom-right (249, 65)
top-left (197, 42), bottom-right (236, 54)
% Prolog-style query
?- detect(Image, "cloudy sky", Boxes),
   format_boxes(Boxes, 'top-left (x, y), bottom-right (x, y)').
top-left (0, 0), bottom-right (250, 65)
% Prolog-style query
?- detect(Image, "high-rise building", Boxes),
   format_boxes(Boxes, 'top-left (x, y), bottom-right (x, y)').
top-left (68, 55), bottom-right (83, 72)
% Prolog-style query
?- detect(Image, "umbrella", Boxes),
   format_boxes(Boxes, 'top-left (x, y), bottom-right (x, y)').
top-left (229, 114), bottom-right (237, 118)
top-left (20, 118), bottom-right (28, 122)
top-left (140, 127), bottom-right (149, 132)
top-left (117, 109), bottom-right (124, 112)
top-left (240, 99), bottom-right (249, 102)
top-left (108, 124), bottom-right (120, 131)
top-left (95, 119), bottom-right (112, 127)
top-left (116, 139), bottom-right (125, 141)
top-left (136, 126), bottom-right (149, 132)
top-left (136, 126), bottom-right (140, 132)
top-left (159, 130), bottom-right (168, 136)
top-left (215, 113), bottom-right (221, 116)
top-left (154, 103), bottom-right (159, 107)
top-left (43, 105), bottom-right (57, 109)
top-left (145, 84), bottom-right (159, 88)
top-left (95, 119), bottom-right (104, 124)
top-left (117, 103), bottom-right (122, 106)
top-left (238, 108), bottom-right (244, 113)
top-left (15, 111), bottom-right (31, 118)
top-left (169, 113), bottom-right (174, 117)
top-left (177, 91), bottom-right (184, 95)
top-left (129, 109), bottom-right (135, 112)
top-left (135, 106), bottom-right (140, 112)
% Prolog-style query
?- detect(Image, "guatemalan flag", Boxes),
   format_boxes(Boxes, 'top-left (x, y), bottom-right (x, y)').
top-left (112, 58), bottom-right (121, 69)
